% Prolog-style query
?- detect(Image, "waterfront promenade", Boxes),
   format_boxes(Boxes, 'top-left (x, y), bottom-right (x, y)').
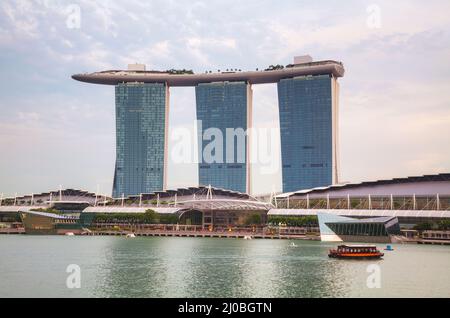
top-left (0, 223), bottom-right (320, 240)
top-left (85, 223), bottom-right (320, 240)
top-left (86, 230), bottom-right (318, 240)
top-left (2, 224), bottom-right (450, 244)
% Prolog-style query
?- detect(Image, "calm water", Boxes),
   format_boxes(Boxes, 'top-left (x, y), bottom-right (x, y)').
top-left (0, 236), bottom-right (449, 298)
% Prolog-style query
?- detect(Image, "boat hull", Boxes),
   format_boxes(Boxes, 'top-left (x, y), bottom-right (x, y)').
top-left (328, 253), bottom-right (384, 260)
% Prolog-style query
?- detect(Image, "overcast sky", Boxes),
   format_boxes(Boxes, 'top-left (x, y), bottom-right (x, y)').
top-left (1, 0), bottom-right (450, 197)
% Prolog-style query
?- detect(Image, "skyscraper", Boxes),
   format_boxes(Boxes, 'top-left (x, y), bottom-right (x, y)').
top-left (196, 82), bottom-right (252, 193)
top-left (112, 83), bottom-right (169, 197)
top-left (73, 57), bottom-right (344, 196)
top-left (278, 74), bottom-right (340, 193)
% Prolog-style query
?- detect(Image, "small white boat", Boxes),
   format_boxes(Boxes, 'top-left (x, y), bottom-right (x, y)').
top-left (243, 235), bottom-right (253, 240)
top-left (290, 242), bottom-right (298, 247)
top-left (65, 232), bottom-right (75, 236)
top-left (126, 233), bottom-right (136, 238)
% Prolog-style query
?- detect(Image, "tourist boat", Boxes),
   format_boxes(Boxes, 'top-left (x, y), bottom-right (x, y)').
top-left (328, 245), bottom-right (384, 259)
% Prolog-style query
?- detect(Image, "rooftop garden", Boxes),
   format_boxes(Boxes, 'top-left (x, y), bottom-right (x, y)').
top-left (166, 69), bottom-right (194, 75)
top-left (268, 215), bottom-right (318, 227)
top-left (264, 64), bottom-right (285, 71)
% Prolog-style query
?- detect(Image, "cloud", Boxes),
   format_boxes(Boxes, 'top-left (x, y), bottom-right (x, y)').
top-left (0, 0), bottom-right (450, 195)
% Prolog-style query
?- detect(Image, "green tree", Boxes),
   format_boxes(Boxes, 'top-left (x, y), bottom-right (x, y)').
top-left (244, 214), bottom-right (262, 226)
top-left (144, 209), bottom-right (159, 223)
top-left (414, 221), bottom-right (435, 231)
top-left (437, 220), bottom-right (450, 230)
top-left (268, 215), bottom-right (318, 227)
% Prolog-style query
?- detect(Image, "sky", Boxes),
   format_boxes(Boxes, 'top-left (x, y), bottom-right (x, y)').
top-left (0, 0), bottom-right (450, 197)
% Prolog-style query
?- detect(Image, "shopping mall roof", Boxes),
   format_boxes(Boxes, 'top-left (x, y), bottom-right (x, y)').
top-left (83, 199), bottom-right (272, 213)
top-left (176, 199), bottom-right (273, 211)
top-left (0, 206), bottom-right (42, 213)
top-left (276, 173), bottom-right (450, 198)
top-left (12, 189), bottom-right (100, 200)
top-left (268, 208), bottom-right (450, 219)
top-left (119, 185), bottom-right (255, 201)
top-left (19, 210), bottom-right (78, 219)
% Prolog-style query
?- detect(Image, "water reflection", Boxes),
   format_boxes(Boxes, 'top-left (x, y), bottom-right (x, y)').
top-left (1, 236), bottom-right (449, 298)
top-left (95, 238), bottom-right (370, 298)
top-left (185, 239), bottom-right (248, 297)
top-left (95, 237), bottom-right (203, 297)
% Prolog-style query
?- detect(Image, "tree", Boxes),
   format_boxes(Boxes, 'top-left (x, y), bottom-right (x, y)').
top-left (268, 215), bottom-right (318, 227)
top-left (437, 220), bottom-right (450, 230)
top-left (413, 222), bottom-right (435, 231)
top-left (244, 214), bottom-right (262, 226)
top-left (144, 209), bottom-right (159, 223)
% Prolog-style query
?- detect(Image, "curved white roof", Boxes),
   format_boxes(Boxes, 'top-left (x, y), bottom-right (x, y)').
top-left (276, 173), bottom-right (450, 198)
top-left (176, 199), bottom-right (273, 211)
top-left (268, 209), bottom-right (450, 218)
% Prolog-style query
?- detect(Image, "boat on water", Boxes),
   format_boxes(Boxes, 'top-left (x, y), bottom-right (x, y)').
top-left (65, 232), bottom-right (75, 236)
top-left (328, 245), bottom-right (384, 260)
top-left (243, 235), bottom-right (253, 240)
top-left (384, 245), bottom-right (394, 251)
top-left (126, 233), bottom-right (136, 238)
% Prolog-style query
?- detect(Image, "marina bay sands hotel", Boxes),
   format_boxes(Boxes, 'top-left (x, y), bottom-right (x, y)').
top-left (72, 56), bottom-right (345, 197)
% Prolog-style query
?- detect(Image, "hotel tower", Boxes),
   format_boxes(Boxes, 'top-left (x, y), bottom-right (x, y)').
top-left (72, 56), bottom-right (344, 196)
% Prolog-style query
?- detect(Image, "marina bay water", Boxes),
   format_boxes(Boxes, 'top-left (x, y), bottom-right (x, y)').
top-left (0, 236), bottom-right (449, 298)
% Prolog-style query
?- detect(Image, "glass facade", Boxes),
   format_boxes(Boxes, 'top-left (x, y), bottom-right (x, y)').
top-left (318, 213), bottom-right (401, 238)
top-left (278, 75), bottom-right (334, 192)
top-left (195, 82), bottom-right (250, 193)
top-left (327, 222), bottom-right (389, 237)
top-left (113, 83), bottom-right (168, 197)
